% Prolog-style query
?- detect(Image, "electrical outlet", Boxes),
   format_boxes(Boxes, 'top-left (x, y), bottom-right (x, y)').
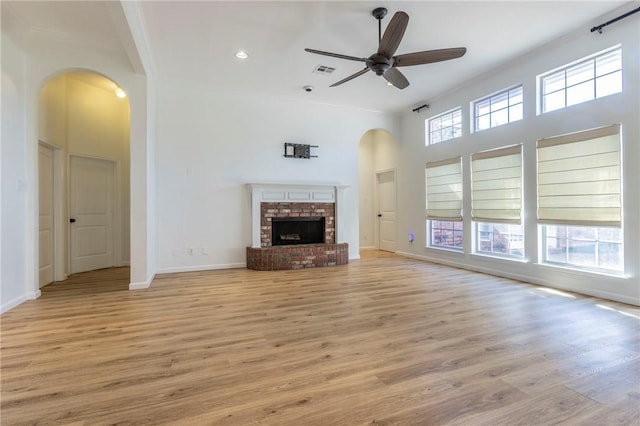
top-left (188, 247), bottom-right (194, 255)
top-left (172, 248), bottom-right (182, 257)
top-left (202, 247), bottom-right (209, 255)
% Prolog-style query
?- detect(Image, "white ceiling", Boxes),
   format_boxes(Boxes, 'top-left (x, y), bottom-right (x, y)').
top-left (5, 1), bottom-right (633, 114)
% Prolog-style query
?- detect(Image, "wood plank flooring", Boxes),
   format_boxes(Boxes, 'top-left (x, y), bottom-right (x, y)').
top-left (1, 251), bottom-right (639, 425)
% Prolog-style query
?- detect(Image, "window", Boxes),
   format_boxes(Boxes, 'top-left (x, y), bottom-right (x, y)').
top-left (540, 46), bottom-right (622, 113)
top-left (471, 145), bottom-right (522, 223)
top-left (427, 108), bottom-right (462, 145)
top-left (542, 225), bottom-right (623, 272)
top-left (429, 220), bottom-right (463, 250)
top-left (537, 124), bottom-right (621, 226)
top-left (537, 124), bottom-right (623, 272)
top-left (426, 157), bottom-right (463, 251)
top-left (476, 222), bottom-right (524, 257)
top-left (471, 145), bottom-right (523, 258)
top-left (473, 85), bottom-right (523, 132)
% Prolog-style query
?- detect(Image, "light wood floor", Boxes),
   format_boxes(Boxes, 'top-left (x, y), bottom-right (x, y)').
top-left (1, 251), bottom-right (639, 425)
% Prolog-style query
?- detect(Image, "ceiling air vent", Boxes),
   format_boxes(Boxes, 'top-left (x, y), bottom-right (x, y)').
top-left (313, 65), bottom-right (336, 75)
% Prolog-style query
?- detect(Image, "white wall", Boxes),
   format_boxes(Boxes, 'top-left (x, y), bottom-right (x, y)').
top-left (1, 12), bottom-right (151, 312)
top-left (155, 83), bottom-right (397, 272)
top-left (394, 15), bottom-right (639, 305)
top-left (1, 30), bottom-right (33, 311)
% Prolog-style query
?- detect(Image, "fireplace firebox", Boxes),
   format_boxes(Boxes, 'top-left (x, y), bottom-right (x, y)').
top-left (272, 217), bottom-right (325, 246)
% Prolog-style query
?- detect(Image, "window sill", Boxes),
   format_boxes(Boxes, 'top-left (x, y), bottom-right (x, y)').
top-left (537, 261), bottom-right (626, 279)
top-left (425, 246), bottom-right (464, 254)
top-left (471, 252), bottom-right (528, 263)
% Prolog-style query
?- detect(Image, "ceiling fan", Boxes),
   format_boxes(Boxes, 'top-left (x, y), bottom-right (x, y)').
top-left (305, 7), bottom-right (467, 89)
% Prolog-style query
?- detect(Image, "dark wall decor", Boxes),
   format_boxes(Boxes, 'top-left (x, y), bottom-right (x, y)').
top-left (284, 143), bottom-right (318, 159)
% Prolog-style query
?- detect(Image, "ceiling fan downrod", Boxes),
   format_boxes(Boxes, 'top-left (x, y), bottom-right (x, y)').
top-left (372, 7), bottom-right (387, 44)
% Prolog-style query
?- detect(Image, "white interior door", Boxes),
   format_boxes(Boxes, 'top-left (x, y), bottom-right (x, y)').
top-left (377, 170), bottom-right (397, 252)
top-left (70, 156), bottom-right (115, 273)
top-left (39, 144), bottom-right (55, 287)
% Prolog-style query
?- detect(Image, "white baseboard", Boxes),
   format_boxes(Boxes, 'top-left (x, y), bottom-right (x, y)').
top-left (129, 271), bottom-right (156, 290)
top-left (156, 262), bottom-right (246, 275)
top-left (1, 295), bottom-right (27, 314)
top-left (395, 251), bottom-right (640, 307)
top-left (1, 290), bottom-right (40, 314)
top-left (359, 246), bottom-right (377, 250)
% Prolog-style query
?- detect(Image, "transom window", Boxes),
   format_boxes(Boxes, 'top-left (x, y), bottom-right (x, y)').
top-left (540, 46), bottom-right (622, 113)
top-left (473, 85), bottom-right (523, 132)
top-left (427, 108), bottom-right (462, 145)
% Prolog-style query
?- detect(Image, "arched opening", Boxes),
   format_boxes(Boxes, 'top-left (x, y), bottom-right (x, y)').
top-left (358, 128), bottom-right (399, 253)
top-left (38, 70), bottom-right (131, 288)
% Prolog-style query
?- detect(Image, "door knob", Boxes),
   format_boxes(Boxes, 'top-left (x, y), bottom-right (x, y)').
top-left (70, 218), bottom-right (76, 223)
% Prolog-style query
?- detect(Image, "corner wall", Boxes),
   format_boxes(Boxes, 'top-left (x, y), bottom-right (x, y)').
top-left (395, 13), bottom-right (639, 305)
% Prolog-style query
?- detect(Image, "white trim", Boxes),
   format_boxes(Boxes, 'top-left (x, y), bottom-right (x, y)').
top-left (349, 254), bottom-right (361, 260)
top-left (1, 295), bottom-right (28, 314)
top-left (359, 246), bottom-right (377, 250)
top-left (156, 263), bottom-right (246, 274)
top-left (396, 251), bottom-right (639, 306)
top-left (129, 272), bottom-right (155, 290)
top-left (247, 183), bottom-right (348, 248)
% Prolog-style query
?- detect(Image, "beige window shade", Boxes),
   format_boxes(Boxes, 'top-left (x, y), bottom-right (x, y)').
top-left (425, 157), bottom-right (463, 220)
top-left (537, 124), bottom-right (621, 226)
top-left (471, 145), bottom-right (522, 223)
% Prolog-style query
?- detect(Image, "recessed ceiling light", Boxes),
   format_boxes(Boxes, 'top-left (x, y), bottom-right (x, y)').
top-left (115, 87), bottom-right (127, 98)
top-left (235, 50), bottom-right (249, 59)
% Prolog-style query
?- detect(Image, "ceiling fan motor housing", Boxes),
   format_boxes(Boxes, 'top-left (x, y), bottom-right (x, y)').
top-left (367, 54), bottom-right (392, 75)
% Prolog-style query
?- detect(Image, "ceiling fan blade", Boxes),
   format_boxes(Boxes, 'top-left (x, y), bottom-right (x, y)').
top-left (383, 67), bottom-right (409, 89)
top-left (394, 47), bottom-right (467, 67)
top-left (330, 68), bottom-right (370, 87)
top-left (305, 48), bottom-right (366, 62)
top-left (378, 11), bottom-right (409, 58)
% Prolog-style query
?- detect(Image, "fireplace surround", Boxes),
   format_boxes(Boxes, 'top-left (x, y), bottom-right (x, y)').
top-left (246, 183), bottom-right (348, 270)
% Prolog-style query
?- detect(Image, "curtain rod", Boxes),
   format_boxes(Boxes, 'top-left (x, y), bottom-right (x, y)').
top-left (591, 6), bottom-right (640, 34)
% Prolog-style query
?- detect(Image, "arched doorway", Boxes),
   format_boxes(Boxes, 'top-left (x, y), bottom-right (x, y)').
top-left (358, 128), bottom-right (399, 252)
top-left (38, 70), bottom-right (131, 287)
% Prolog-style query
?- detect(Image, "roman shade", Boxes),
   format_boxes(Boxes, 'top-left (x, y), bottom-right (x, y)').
top-left (537, 124), bottom-right (621, 226)
top-left (471, 145), bottom-right (522, 223)
top-left (425, 157), bottom-right (463, 221)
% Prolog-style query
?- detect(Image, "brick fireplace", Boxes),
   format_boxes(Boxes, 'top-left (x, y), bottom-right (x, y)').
top-left (246, 183), bottom-right (349, 270)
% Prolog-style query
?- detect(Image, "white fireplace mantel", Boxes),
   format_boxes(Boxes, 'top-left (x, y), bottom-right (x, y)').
top-left (247, 183), bottom-right (348, 248)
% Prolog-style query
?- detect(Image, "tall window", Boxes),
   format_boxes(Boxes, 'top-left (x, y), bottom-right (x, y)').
top-left (426, 157), bottom-right (463, 251)
top-left (540, 46), bottom-right (622, 113)
top-left (473, 85), bottom-right (523, 132)
top-left (471, 145), bottom-right (523, 258)
top-left (537, 124), bottom-right (623, 272)
top-left (427, 108), bottom-right (462, 145)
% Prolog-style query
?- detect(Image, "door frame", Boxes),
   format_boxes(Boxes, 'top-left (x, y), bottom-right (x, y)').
top-left (38, 141), bottom-right (66, 282)
top-left (375, 168), bottom-right (397, 251)
top-left (67, 153), bottom-right (122, 273)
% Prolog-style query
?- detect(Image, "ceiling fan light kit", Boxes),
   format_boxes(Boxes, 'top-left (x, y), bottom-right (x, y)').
top-left (305, 7), bottom-right (467, 90)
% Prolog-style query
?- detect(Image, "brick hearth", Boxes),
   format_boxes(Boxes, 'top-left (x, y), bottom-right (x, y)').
top-left (247, 183), bottom-right (349, 271)
top-left (246, 243), bottom-right (348, 270)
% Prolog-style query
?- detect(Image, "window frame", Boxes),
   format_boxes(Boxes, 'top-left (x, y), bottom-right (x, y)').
top-left (426, 107), bottom-right (463, 145)
top-left (473, 221), bottom-right (524, 259)
top-left (538, 45), bottom-right (622, 114)
top-left (427, 220), bottom-right (464, 252)
top-left (540, 224), bottom-right (624, 274)
top-left (472, 85), bottom-right (523, 133)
